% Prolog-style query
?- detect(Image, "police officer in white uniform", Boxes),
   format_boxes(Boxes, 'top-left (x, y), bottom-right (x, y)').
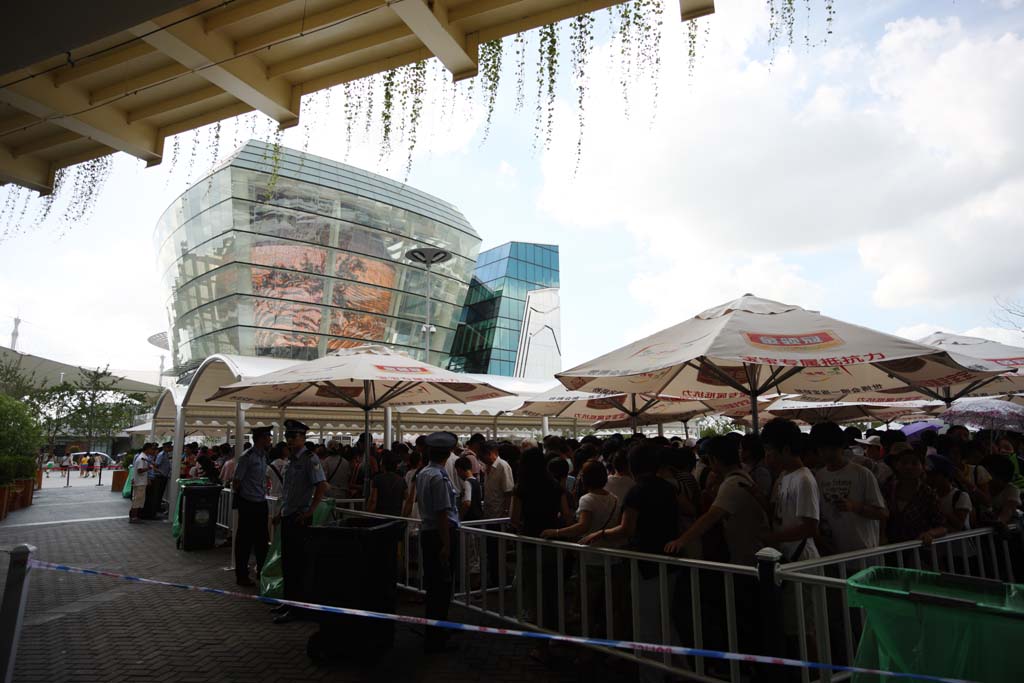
top-left (416, 431), bottom-right (461, 652)
top-left (272, 420), bottom-right (327, 624)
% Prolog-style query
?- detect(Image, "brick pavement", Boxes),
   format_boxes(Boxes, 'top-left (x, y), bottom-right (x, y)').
top-left (0, 485), bottom-right (641, 683)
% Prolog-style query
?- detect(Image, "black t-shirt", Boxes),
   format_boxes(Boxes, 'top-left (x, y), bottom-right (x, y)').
top-left (514, 478), bottom-right (564, 537)
top-left (463, 477), bottom-right (484, 521)
top-left (623, 475), bottom-right (680, 558)
top-left (372, 472), bottom-right (407, 516)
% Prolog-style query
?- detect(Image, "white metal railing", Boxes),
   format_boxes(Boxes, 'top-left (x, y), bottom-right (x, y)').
top-left (333, 506), bottom-right (1023, 683)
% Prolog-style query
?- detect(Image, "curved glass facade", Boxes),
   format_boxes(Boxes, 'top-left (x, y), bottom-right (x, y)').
top-left (155, 141), bottom-right (481, 376)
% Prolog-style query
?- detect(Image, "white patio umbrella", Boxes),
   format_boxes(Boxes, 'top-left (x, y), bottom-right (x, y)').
top-left (557, 295), bottom-right (1005, 432)
top-left (209, 344), bottom-right (514, 498)
top-left (822, 332), bottom-right (1024, 406)
top-left (764, 398), bottom-right (941, 425)
top-left (515, 385), bottom-right (749, 433)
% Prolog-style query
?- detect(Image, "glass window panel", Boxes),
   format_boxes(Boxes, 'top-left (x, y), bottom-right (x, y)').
top-left (251, 267), bottom-right (324, 304)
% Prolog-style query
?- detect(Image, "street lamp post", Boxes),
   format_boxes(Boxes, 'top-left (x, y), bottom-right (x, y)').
top-left (404, 247), bottom-right (451, 365)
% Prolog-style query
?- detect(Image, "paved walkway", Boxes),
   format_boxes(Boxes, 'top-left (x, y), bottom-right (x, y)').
top-left (0, 484), bottom-right (638, 682)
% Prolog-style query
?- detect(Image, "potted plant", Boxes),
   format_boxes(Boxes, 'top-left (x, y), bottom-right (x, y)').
top-left (111, 452), bottom-right (133, 492)
top-left (15, 457), bottom-right (36, 507)
top-left (0, 459), bottom-right (13, 521)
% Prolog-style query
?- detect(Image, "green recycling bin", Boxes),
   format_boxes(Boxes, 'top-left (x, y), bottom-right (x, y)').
top-left (847, 567), bottom-right (1024, 682)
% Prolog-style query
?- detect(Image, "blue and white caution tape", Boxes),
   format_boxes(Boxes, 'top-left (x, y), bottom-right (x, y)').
top-left (28, 559), bottom-right (973, 683)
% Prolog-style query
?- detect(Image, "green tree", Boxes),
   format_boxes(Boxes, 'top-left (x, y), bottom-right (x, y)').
top-left (0, 355), bottom-right (46, 402)
top-left (34, 383), bottom-right (78, 452)
top-left (68, 367), bottom-right (142, 454)
top-left (0, 394), bottom-right (43, 458)
top-left (698, 415), bottom-right (738, 438)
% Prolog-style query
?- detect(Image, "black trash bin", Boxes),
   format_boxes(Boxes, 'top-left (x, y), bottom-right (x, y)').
top-left (304, 517), bottom-right (406, 662)
top-left (181, 484), bottom-right (222, 551)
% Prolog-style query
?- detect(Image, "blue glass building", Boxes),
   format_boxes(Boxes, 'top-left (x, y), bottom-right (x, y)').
top-left (447, 242), bottom-right (561, 377)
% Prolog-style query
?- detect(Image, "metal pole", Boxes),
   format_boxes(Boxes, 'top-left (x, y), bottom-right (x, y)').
top-left (168, 405), bottom-right (186, 515)
top-left (424, 262), bottom-right (432, 364)
top-left (235, 403), bottom-right (245, 460)
top-left (0, 544), bottom-right (35, 683)
top-left (384, 407), bottom-right (393, 448)
top-left (749, 392), bottom-right (760, 434)
top-left (96, 455), bottom-right (103, 486)
top-left (541, 416), bottom-right (550, 437)
top-left (363, 381), bottom-right (372, 501)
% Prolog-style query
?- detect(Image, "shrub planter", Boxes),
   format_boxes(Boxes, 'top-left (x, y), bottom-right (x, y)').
top-left (35, 468), bottom-right (42, 491)
top-left (8, 483), bottom-right (22, 511)
top-left (111, 469), bottom-right (128, 492)
top-left (19, 478), bottom-right (33, 507)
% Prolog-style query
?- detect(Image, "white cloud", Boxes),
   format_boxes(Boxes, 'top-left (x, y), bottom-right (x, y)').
top-left (536, 4), bottom-right (1024, 321)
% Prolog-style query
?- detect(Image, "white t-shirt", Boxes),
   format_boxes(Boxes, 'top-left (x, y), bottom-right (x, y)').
top-left (323, 456), bottom-right (351, 497)
top-left (815, 461), bottom-right (885, 554)
top-left (577, 491), bottom-right (619, 562)
top-left (604, 474), bottom-right (635, 522)
top-left (939, 488), bottom-right (973, 531)
top-left (853, 455), bottom-right (893, 487)
top-left (267, 458), bottom-right (288, 498)
top-left (482, 457), bottom-right (515, 518)
top-left (772, 467), bottom-right (821, 561)
top-left (132, 453), bottom-right (151, 486)
top-left (444, 453), bottom-right (459, 484)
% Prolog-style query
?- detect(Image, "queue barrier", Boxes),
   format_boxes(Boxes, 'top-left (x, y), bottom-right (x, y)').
top-left (335, 505), bottom-right (1023, 683)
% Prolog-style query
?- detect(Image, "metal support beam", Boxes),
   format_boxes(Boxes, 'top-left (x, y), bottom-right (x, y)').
top-left (0, 76), bottom-right (162, 167)
top-left (168, 405), bottom-right (186, 523)
top-left (680, 0), bottom-right (715, 21)
top-left (234, 0), bottom-right (385, 54)
top-left (204, 0), bottom-right (290, 32)
top-left (0, 144), bottom-right (52, 193)
top-left (133, 17), bottom-right (300, 128)
top-left (389, 0), bottom-right (478, 80)
top-left (126, 85), bottom-right (224, 123)
top-left (10, 130), bottom-right (80, 158)
top-left (385, 406), bottom-right (393, 447)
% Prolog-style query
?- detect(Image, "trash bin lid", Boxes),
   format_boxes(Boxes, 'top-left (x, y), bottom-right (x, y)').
top-left (848, 567), bottom-right (1024, 618)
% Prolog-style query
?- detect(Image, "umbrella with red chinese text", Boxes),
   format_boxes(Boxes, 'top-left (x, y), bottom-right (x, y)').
top-left (515, 385), bottom-right (752, 433)
top-left (821, 332), bottom-right (1024, 406)
top-left (556, 295), bottom-right (1006, 432)
top-left (209, 344), bottom-right (514, 498)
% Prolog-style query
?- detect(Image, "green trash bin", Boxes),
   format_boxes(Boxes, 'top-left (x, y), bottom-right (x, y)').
top-left (172, 478), bottom-right (213, 540)
top-left (847, 567), bottom-right (1024, 682)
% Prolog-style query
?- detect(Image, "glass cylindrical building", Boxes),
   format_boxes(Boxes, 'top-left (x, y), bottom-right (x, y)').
top-left (154, 141), bottom-right (481, 377)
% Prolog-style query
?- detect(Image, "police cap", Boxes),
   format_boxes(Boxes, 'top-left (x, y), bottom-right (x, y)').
top-left (283, 419), bottom-right (309, 435)
top-left (251, 426), bottom-right (273, 438)
top-left (161, 441), bottom-right (173, 448)
top-left (423, 431), bottom-right (458, 449)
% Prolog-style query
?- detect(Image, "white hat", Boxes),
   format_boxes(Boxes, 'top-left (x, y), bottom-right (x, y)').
top-left (855, 435), bottom-right (881, 447)
top-left (684, 438), bottom-right (697, 448)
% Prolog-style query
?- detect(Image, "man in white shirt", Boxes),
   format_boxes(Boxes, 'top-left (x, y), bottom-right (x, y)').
top-left (130, 443), bottom-right (156, 524)
top-left (762, 419), bottom-right (820, 562)
top-left (811, 422), bottom-right (887, 556)
top-left (481, 441), bottom-right (515, 587)
top-left (853, 435), bottom-right (893, 487)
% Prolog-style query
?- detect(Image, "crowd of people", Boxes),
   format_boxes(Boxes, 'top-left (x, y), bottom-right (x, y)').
top-left (125, 418), bottom-right (1024, 675)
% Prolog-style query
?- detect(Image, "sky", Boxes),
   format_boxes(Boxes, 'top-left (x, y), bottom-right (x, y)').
top-left (1, 0), bottom-right (1024, 384)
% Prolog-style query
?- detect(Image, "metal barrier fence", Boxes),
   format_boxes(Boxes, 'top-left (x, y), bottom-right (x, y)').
top-left (337, 505), bottom-right (1023, 683)
top-left (215, 490), bottom-right (366, 533)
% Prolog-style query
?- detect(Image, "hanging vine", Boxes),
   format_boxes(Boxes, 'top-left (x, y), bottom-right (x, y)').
top-left (1, 1), bottom-right (845, 237)
top-left (380, 69), bottom-right (396, 158)
top-left (569, 13), bottom-right (595, 169)
top-left (479, 39), bottom-right (504, 139)
top-left (513, 32), bottom-right (527, 112)
top-left (534, 23), bottom-right (559, 150)
top-left (402, 60), bottom-right (428, 177)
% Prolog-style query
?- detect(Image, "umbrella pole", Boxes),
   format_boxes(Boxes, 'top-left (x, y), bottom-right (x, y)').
top-left (749, 392), bottom-right (760, 434)
top-left (630, 394), bottom-right (639, 435)
top-left (363, 408), bottom-right (372, 503)
top-left (683, 421), bottom-right (690, 439)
